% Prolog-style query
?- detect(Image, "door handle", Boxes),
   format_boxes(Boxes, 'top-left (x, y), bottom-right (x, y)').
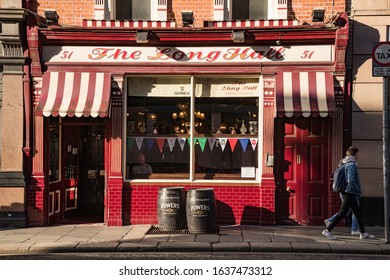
top-left (286, 186), bottom-right (292, 193)
top-left (297, 155), bottom-right (301, 164)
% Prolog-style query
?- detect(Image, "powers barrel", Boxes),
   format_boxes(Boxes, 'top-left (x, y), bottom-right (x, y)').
top-left (157, 187), bottom-right (186, 231)
top-left (186, 188), bottom-right (216, 233)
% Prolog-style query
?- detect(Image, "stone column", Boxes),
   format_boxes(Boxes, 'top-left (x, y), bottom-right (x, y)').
top-left (0, 4), bottom-right (28, 227)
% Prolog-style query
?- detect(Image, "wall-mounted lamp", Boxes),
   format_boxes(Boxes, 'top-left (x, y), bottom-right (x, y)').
top-left (44, 10), bottom-right (59, 25)
top-left (231, 30), bottom-right (245, 43)
top-left (136, 31), bottom-right (149, 43)
top-left (311, 8), bottom-right (325, 22)
top-left (182, 11), bottom-right (194, 27)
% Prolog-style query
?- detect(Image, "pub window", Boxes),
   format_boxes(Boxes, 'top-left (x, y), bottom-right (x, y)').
top-left (230, 0), bottom-right (268, 20)
top-left (125, 76), bottom-right (260, 181)
top-left (49, 117), bottom-right (60, 182)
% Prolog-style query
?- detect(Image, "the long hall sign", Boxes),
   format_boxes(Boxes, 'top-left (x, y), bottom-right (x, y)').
top-left (43, 45), bottom-right (333, 64)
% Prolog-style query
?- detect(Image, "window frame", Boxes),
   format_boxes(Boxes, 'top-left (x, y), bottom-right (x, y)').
top-left (123, 74), bottom-right (263, 183)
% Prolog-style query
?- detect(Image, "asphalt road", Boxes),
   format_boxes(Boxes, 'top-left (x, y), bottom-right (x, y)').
top-left (1, 252), bottom-right (390, 260)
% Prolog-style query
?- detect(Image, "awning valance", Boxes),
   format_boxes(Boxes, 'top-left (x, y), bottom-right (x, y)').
top-left (36, 71), bottom-right (111, 118)
top-left (275, 72), bottom-right (336, 118)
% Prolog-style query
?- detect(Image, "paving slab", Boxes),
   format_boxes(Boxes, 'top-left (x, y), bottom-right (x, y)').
top-left (195, 234), bottom-right (220, 242)
top-left (328, 243), bottom-right (383, 254)
top-left (29, 242), bottom-right (77, 253)
top-left (169, 234), bottom-right (196, 242)
top-left (118, 242), bottom-right (158, 252)
top-left (212, 242), bottom-right (250, 252)
top-left (291, 242), bottom-right (331, 253)
top-left (250, 242), bottom-right (292, 252)
top-left (76, 241), bottom-right (119, 252)
top-left (0, 242), bottom-right (35, 254)
top-left (158, 242), bottom-right (212, 252)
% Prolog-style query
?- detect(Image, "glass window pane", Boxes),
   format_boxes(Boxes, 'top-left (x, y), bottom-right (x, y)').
top-left (232, 0), bottom-right (268, 20)
top-left (126, 77), bottom-right (191, 180)
top-left (49, 117), bottom-right (60, 182)
top-left (194, 77), bottom-right (259, 180)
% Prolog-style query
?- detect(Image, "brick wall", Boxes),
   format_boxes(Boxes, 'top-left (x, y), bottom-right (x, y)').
top-left (32, 0), bottom-right (346, 26)
top-left (128, 184), bottom-right (268, 225)
top-left (289, 0), bottom-right (346, 23)
top-left (36, 0), bottom-right (94, 26)
top-left (169, 0), bottom-right (214, 27)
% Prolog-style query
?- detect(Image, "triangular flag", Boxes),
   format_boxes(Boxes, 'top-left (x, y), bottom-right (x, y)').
top-left (228, 138), bottom-right (238, 152)
top-left (239, 138), bottom-right (249, 152)
top-left (156, 138), bottom-right (165, 153)
top-left (219, 138), bottom-right (227, 151)
top-left (167, 137), bottom-right (176, 152)
top-left (179, 138), bottom-right (186, 151)
top-left (250, 138), bottom-right (258, 151)
top-left (135, 137), bottom-right (144, 150)
top-left (146, 138), bottom-right (155, 151)
top-left (198, 138), bottom-right (207, 152)
top-left (127, 137), bottom-right (135, 152)
top-left (208, 137), bottom-right (216, 151)
top-left (187, 138), bottom-right (191, 145)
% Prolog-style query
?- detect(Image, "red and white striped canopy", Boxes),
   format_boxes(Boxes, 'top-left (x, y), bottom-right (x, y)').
top-left (275, 72), bottom-right (336, 118)
top-left (36, 71), bottom-right (111, 118)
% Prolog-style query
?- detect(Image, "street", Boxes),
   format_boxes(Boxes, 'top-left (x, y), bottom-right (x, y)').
top-left (1, 252), bottom-right (390, 260)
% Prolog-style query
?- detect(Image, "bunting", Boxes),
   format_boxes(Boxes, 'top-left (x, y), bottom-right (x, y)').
top-left (135, 137), bottom-right (144, 150)
top-left (167, 137), bottom-right (176, 151)
top-left (178, 138), bottom-right (186, 151)
top-left (127, 137), bottom-right (135, 152)
top-left (146, 138), bottom-right (155, 151)
top-left (156, 138), bottom-right (165, 153)
top-left (239, 138), bottom-right (249, 152)
top-left (197, 138), bottom-right (207, 151)
top-left (128, 137), bottom-right (258, 153)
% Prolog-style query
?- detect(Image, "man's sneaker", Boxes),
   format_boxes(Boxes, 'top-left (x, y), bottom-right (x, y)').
top-left (324, 219), bottom-right (330, 227)
top-left (360, 232), bottom-right (375, 239)
top-left (351, 230), bottom-right (361, 235)
top-left (322, 229), bottom-right (336, 240)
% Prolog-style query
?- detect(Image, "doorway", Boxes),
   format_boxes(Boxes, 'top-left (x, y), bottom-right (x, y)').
top-left (275, 118), bottom-right (330, 225)
top-left (48, 118), bottom-right (105, 225)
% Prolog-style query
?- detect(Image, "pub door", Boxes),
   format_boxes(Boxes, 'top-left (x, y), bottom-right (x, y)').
top-left (275, 118), bottom-right (330, 225)
top-left (55, 118), bottom-right (105, 224)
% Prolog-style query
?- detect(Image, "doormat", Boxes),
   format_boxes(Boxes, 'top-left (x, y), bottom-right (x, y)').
top-left (145, 225), bottom-right (219, 235)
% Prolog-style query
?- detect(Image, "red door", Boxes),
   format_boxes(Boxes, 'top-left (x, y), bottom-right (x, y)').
top-left (275, 118), bottom-right (330, 225)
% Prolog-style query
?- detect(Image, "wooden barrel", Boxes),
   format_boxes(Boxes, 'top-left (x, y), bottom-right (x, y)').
top-left (186, 188), bottom-right (216, 233)
top-left (157, 187), bottom-right (186, 231)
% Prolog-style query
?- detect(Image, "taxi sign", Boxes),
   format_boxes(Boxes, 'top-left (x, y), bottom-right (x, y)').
top-left (372, 42), bottom-right (390, 76)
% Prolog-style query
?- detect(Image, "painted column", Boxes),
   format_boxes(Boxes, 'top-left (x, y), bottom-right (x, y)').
top-left (106, 75), bottom-right (124, 226)
top-left (260, 76), bottom-right (276, 225)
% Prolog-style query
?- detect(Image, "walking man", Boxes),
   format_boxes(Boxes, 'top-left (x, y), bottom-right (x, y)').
top-left (322, 146), bottom-right (375, 240)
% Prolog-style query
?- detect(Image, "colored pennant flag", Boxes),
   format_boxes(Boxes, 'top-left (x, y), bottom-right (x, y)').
top-left (197, 138), bottom-right (207, 152)
top-left (218, 138), bottom-right (227, 151)
top-left (250, 138), bottom-right (258, 151)
top-left (167, 137), bottom-right (176, 152)
top-left (146, 138), bottom-right (155, 151)
top-left (208, 137), bottom-right (216, 151)
top-left (127, 137), bottom-right (135, 152)
top-left (228, 138), bottom-right (238, 152)
top-left (179, 138), bottom-right (186, 151)
top-left (135, 137), bottom-right (144, 151)
top-left (156, 138), bottom-right (165, 153)
top-left (239, 138), bottom-right (249, 152)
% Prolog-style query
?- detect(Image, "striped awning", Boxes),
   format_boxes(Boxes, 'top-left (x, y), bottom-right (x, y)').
top-left (36, 71), bottom-right (111, 118)
top-left (275, 72), bottom-right (336, 118)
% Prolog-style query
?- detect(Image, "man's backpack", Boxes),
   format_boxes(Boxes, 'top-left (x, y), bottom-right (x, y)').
top-left (332, 163), bottom-right (349, 193)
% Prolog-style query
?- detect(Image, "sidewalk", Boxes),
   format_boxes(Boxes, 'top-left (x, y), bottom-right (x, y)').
top-left (0, 224), bottom-right (389, 255)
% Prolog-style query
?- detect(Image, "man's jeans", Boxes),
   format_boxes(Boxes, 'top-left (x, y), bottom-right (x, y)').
top-left (327, 193), bottom-right (359, 232)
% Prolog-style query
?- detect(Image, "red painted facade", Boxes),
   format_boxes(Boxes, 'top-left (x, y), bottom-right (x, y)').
top-left (21, 0), bottom-right (348, 227)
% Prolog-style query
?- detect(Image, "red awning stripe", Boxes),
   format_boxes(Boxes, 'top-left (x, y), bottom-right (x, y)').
top-left (275, 72), bottom-right (336, 118)
top-left (36, 71), bottom-right (111, 118)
